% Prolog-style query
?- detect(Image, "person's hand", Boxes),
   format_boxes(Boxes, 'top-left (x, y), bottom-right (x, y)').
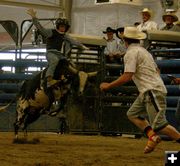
top-left (108, 53), bottom-right (114, 61)
top-left (82, 45), bottom-right (89, 50)
top-left (168, 75), bottom-right (180, 85)
top-left (100, 82), bottom-right (110, 91)
top-left (27, 8), bottom-right (37, 18)
top-left (113, 53), bottom-right (119, 57)
top-left (173, 78), bottom-right (180, 85)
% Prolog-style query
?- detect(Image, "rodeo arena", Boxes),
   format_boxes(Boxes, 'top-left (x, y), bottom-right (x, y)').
top-left (0, 0), bottom-right (180, 166)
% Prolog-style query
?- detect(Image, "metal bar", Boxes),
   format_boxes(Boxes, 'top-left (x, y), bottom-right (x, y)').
top-left (0, 60), bottom-right (47, 67)
top-left (0, 0), bottom-right (63, 11)
top-left (150, 48), bottom-right (180, 52)
top-left (0, 73), bottom-right (32, 80)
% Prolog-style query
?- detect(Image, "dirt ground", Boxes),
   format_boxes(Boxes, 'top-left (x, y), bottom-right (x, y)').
top-left (0, 132), bottom-right (179, 166)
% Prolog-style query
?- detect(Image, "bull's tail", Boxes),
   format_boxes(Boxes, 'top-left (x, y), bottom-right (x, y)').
top-left (0, 100), bottom-right (15, 112)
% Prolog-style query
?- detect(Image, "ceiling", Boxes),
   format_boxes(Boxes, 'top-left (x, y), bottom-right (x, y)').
top-left (0, 0), bottom-right (63, 11)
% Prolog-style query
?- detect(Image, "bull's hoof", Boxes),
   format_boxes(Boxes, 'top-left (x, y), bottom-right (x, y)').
top-left (13, 137), bottom-right (40, 144)
top-left (13, 138), bottom-right (27, 144)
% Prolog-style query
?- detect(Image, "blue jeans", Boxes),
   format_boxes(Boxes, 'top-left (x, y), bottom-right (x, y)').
top-left (45, 50), bottom-right (66, 78)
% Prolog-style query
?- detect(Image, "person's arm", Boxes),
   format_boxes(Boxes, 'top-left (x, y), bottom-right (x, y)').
top-left (167, 75), bottom-right (180, 85)
top-left (100, 72), bottom-right (133, 91)
top-left (27, 8), bottom-right (52, 38)
top-left (115, 42), bottom-right (126, 57)
top-left (104, 46), bottom-right (109, 55)
top-left (174, 78), bottom-right (180, 84)
top-left (64, 34), bottom-right (89, 50)
top-left (171, 75), bottom-right (180, 85)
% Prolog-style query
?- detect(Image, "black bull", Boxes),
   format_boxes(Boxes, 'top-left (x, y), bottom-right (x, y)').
top-left (0, 60), bottom-right (97, 138)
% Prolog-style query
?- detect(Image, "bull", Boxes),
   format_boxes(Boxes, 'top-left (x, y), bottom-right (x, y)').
top-left (0, 60), bottom-right (97, 138)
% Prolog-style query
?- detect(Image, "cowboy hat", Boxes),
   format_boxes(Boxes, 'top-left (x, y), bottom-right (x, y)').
top-left (176, 21), bottom-right (180, 25)
top-left (115, 27), bottom-right (124, 39)
top-left (162, 13), bottom-right (178, 22)
top-left (116, 27), bottom-right (124, 33)
top-left (141, 8), bottom-right (152, 17)
top-left (103, 27), bottom-right (116, 34)
top-left (123, 27), bottom-right (146, 40)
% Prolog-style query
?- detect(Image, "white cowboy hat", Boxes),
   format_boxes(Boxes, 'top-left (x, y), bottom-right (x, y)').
top-left (162, 13), bottom-right (178, 22)
top-left (141, 8), bottom-right (153, 18)
top-left (176, 21), bottom-right (180, 25)
top-left (123, 27), bottom-right (146, 40)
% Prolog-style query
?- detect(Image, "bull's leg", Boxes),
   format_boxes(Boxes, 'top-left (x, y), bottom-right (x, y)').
top-left (48, 93), bottom-right (69, 116)
top-left (14, 121), bottom-right (20, 139)
top-left (14, 120), bottom-right (28, 139)
top-left (22, 114), bottom-right (29, 138)
top-left (59, 117), bottom-right (67, 134)
top-left (23, 128), bottom-right (28, 138)
top-left (14, 105), bottom-right (27, 138)
top-left (14, 116), bottom-right (26, 139)
top-left (21, 109), bottom-right (41, 136)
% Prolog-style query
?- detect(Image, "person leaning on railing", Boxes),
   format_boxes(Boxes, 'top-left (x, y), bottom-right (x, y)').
top-left (137, 8), bottom-right (158, 32)
top-left (161, 12), bottom-right (178, 30)
top-left (103, 27), bottom-right (125, 64)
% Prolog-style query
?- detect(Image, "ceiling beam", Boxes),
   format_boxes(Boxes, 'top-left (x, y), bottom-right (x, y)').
top-left (0, 0), bottom-right (63, 11)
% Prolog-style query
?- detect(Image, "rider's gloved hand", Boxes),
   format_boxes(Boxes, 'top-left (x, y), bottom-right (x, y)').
top-left (27, 8), bottom-right (37, 18)
top-left (82, 45), bottom-right (89, 50)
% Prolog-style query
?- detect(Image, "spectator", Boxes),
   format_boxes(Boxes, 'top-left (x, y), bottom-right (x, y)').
top-left (161, 12), bottom-right (179, 31)
top-left (103, 27), bottom-right (124, 64)
top-left (136, 8), bottom-right (158, 48)
top-left (137, 8), bottom-right (158, 32)
top-left (100, 27), bottom-right (180, 154)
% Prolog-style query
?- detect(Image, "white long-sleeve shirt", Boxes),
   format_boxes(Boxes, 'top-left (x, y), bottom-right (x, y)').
top-left (104, 38), bottom-right (126, 56)
top-left (137, 20), bottom-right (158, 32)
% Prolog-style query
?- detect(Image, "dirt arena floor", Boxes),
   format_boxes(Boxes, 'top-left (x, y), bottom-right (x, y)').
top-left (0, 132), bottom-right (179, 166)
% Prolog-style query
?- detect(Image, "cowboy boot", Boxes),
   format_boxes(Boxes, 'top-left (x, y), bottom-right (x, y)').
top-left (144, 134), bottom-right (161, 153)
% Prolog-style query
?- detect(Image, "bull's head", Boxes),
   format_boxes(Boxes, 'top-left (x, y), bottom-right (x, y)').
top-left (78, 71), bottom-right (97, 96)
top-left (68, 65), bottom-right (98, 96)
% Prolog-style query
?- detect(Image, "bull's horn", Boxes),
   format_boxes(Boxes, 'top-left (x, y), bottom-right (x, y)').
top-left (0, 103), bottom-right (11, 112)
top-left (68, 65), bottom-right (78, 74)
top-left (87, 71), bottom-right (98, 77)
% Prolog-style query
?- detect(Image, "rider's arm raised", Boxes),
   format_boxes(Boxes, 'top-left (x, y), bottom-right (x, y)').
top-left (27, 8), bottom-right (53, 38)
